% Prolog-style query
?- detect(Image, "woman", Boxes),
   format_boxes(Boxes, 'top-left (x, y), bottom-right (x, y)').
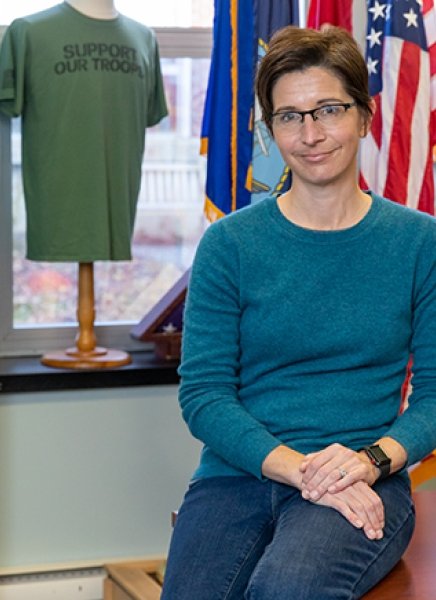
top-left (161, 26), bottom-right (436, 599)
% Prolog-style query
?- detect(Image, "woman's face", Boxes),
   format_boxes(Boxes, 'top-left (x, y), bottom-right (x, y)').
top-left (271, 66), bottom-right (369, 190)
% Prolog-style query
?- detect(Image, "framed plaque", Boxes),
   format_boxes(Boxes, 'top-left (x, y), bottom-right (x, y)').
top-left (130, 269), bottom-right (191, 360)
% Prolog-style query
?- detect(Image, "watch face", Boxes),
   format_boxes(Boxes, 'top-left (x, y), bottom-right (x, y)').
top-left (368, 445), bottom-right (390, 466)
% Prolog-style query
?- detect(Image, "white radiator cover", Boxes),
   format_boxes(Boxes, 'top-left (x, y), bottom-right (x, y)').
top-left (0, 568), bottom-right (105, 600)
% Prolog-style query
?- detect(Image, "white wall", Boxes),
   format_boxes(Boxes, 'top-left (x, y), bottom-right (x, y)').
top-left (0, 385), bottom-right (200, 572)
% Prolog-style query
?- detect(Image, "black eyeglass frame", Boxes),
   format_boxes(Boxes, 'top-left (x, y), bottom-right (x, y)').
top-left (270, 101), bottom-right (357, 124)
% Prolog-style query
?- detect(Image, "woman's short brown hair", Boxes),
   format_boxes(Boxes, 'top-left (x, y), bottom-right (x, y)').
top-left (256, 25), bottom-right (373, 133)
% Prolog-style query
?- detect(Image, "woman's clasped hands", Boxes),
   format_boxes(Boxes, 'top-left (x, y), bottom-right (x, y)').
top-left (300, 443), bottom-right (384, 540)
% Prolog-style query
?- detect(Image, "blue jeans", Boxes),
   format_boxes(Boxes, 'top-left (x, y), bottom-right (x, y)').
top-left (161, 474), bottom-right (414, 600)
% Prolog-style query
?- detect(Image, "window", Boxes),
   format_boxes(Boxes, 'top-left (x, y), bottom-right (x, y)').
top-left (0, 2), bottom-right (213, 356)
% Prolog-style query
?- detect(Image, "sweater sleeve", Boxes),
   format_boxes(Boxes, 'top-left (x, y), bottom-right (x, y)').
top-left (383, 219), bottom-right (436, 466)
top-left (178, 221), bottom-right (281, 479)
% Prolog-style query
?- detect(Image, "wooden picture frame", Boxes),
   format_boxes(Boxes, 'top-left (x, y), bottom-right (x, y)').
top-left (130, 268), bottom-right (191, 360)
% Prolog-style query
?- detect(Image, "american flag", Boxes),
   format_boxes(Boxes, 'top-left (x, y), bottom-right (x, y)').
top-left (308, 0), bottom-right (436, 214)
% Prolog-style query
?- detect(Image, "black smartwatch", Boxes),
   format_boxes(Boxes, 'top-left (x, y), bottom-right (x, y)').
top-left (361, 445), bottom-right (391, 480)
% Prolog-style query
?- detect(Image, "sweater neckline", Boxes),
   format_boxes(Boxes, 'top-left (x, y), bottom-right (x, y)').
top-left (267, 191), bottom-right (380, 244)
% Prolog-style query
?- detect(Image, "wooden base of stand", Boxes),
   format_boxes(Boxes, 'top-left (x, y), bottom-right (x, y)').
top-left (41, 346), bottom-right (132, 370)
top-left (40, 263), bottom-right (132, 370)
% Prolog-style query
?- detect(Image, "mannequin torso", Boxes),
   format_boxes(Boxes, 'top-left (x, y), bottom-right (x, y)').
top-left (65, 0), bottom-right (118, 19)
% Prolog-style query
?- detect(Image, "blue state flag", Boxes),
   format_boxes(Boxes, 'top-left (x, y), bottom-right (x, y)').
top-left (201, 0), bottom-right (298, 221)
top-left (252, 1), bottom-right (298, 205)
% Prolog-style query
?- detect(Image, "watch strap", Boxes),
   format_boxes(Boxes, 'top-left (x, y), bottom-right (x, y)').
top-left (361, 444), bottom-right (391, 480)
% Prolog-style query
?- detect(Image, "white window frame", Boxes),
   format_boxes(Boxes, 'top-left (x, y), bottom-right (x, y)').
top-left (0, 25), bottom-right (212, 357)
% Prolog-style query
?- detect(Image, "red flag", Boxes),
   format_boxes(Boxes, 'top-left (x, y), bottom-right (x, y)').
top-left (307, 0), bottom-right (354, 31)
top-left (307, 0), bottom-right (436, 215)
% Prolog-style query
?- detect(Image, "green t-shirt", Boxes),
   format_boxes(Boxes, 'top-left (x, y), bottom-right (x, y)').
top-left (0, 3), bottom-right (168, 261)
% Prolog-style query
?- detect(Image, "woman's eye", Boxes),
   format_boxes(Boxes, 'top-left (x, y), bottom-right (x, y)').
top-left (281, 112), bottom-right (299, 123)
top-left (318, 105), bottom-right (341, 118)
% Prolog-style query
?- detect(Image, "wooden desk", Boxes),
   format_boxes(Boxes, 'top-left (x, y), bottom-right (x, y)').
top-left (362, 491), bottom-right (436, 599)
top-left (104, 492), bottom-right (435, 600)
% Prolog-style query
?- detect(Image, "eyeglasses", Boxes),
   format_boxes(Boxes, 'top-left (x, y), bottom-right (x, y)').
top-left (271, 102), bottom-right (357, 132)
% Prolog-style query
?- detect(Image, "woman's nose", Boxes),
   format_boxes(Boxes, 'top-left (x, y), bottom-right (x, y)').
top-left (299, 115), bottom-right (326, 144)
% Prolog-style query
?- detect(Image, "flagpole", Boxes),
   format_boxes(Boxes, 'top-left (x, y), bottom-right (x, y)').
top-left (298, 0), bottom-right (307, 27)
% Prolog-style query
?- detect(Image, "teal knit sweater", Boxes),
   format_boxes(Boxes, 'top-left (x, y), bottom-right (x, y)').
top-left (179, 193), bottom-right (436, 481)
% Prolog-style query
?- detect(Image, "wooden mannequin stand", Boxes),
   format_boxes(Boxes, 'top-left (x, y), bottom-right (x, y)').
top-left (41, 262), bottom-right (132, 369)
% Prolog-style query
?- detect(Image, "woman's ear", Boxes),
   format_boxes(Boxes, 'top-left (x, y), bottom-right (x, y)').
top-left (360, 98), bottom-right (376, 137)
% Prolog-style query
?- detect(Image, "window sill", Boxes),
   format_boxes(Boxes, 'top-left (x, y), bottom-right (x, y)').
top-left (0, 350), bottom-right (180, 394)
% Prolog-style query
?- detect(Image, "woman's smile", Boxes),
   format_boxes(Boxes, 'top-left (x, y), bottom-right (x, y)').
top-left (299, 148), bottom-right (338, 162)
